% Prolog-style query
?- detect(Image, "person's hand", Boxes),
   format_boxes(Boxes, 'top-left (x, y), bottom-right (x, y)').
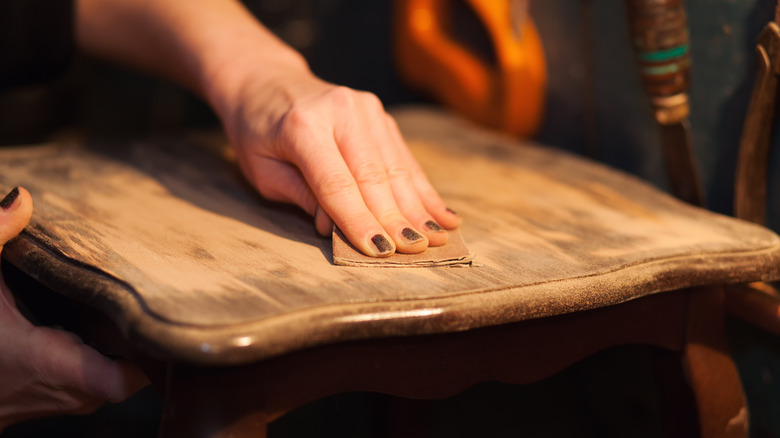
top-left (212, 63), bottom-right (461, 257)
top-left (75, 0), bottom-right (460, 257)
top-left (0, 187), bottom-right (149, 432)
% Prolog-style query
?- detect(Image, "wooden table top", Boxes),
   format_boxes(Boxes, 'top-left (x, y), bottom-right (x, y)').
top-left (3, 107), bottom-right (779, 365)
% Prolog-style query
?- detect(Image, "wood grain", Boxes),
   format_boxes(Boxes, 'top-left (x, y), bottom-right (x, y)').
top-left (2, 107), bottom-right (779, 365)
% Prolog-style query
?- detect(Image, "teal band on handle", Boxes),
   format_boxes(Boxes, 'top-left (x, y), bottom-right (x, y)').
top-left (638, 43), bottom-right (689, 62)
top-left (640, 58), bottom-right (691, 76)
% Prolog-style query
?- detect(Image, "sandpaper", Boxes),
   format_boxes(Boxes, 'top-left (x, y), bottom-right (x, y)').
top-left (333, 227), bottom-right (474, 267)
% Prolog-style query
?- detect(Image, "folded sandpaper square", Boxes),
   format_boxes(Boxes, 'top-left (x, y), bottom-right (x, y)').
top-left (332, 227), bottom-right (474, 267)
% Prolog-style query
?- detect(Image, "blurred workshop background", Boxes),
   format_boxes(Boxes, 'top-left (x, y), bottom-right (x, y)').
top-left (2, 0), bottom-right (780, 437)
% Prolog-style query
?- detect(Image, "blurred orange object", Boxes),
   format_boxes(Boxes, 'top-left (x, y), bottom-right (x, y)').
top-left (394, 0), bottom-right (547, 137)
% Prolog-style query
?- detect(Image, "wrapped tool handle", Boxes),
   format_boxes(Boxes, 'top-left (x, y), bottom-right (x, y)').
top-left (626, 0), bottom-right (691, 124)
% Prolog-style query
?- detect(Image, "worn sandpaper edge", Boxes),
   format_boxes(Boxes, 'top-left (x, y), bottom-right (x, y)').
top-left (333, 255), bottom-right (475, 268)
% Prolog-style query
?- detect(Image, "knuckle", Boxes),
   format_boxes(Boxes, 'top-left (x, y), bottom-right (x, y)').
top-left (359, 90), bottom-right (384, 109)
top-left (326, 86), bottom-right (356, 108)
top-left (316, 173), bottom-right (358, 199)
top-left (386, 165), bottom-right (413, 183)
top-left (278, 106), bottom-right (315, 137)
top-left (376, 210), bottom-right (403, 224)
top-left (275, 106), bottom-right (320, 157)
top-left (353, 163), bottom-right (389, 187)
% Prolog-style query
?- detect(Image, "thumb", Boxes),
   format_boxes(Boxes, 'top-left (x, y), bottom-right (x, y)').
top-left (0, 187), bottom-right (33, 250)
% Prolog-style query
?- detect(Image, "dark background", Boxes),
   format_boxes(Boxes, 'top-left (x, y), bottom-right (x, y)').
top-left (2, 0), bottom-right (780, 436)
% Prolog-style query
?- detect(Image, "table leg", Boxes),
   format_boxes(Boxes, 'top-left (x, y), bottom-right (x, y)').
top-left (684, 286), bottom-right (748, 438)
top-left (158, 363), bottom-right (275, 438)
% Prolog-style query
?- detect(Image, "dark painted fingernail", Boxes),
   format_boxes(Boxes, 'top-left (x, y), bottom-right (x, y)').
top-left (425, 220), bottom-right (444, 232)
top-left (401, 227), bottom-right (424, 242)
top-left (446, 207), bottom-right (458, 215)
top-left (0, 187), bottom-right (19, 210)
top-left (371, 234), bottom-right (393, 254)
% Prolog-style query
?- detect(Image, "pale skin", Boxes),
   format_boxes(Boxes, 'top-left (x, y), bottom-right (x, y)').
top-left (2, 0), bottom-right (461, 427)
top-left (0, 188), bottom-right (148, 431)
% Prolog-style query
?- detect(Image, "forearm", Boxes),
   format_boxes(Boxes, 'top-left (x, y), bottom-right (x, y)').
top-left (75, 0), bottom-right (308, 112)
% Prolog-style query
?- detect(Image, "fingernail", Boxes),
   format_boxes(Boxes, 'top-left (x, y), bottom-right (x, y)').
top-left (0, 187), bottom-right (19, 210)
top-left (446, 207), bottom-right (458, 215)
top-left (425, 220), bottom-right (444, 232)
top-left (401, 227), bottom-right (424, 242)
top-left (371, 234), bottom-right (394, 255)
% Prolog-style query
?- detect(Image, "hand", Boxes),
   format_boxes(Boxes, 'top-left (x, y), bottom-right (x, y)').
top-left (75, 0), bottom-right (460, 257)
top-left (215, 65), bottom-right (461, 257)
top-left (0, 187), bottom-right (148, 431)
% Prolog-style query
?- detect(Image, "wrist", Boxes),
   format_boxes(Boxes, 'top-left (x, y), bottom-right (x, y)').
top-left (200, 35), bottom-right (310, 130)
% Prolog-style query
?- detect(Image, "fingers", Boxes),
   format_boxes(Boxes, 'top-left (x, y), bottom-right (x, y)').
top-left (0, 190), bottom-right (142, 421)
top-left (78, 352), bottom-right (150, 403)
top-left (244, 155), bottom-right (318, 216)
top-left (0, 187), bottom-right (33, 309)
top-left (0, 323), bottom-right (149, 427)
top-left (384, 115), bottom-right (461, 232)
top-left (314, 205), bottom-right (334, 237)
top-left (232, 79), bottom-right (460, 257)
top-left (377, 115), bottom-right (459, 247)
top-left (283, 116), bottom-right (396, 257)
top-left (29, 327), bottom-right (149, 406)
top-left (0, 187), bottom-right (33, 250)
top-left (330, 93), bottom-right (430, 254)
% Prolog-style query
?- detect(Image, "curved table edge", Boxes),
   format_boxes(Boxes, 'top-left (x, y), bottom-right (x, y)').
top-left (4, 232), bottom-right (780, 366)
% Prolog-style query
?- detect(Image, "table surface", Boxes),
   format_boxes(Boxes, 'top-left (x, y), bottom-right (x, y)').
top-left (3, 107), bottom-right (779, 365)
